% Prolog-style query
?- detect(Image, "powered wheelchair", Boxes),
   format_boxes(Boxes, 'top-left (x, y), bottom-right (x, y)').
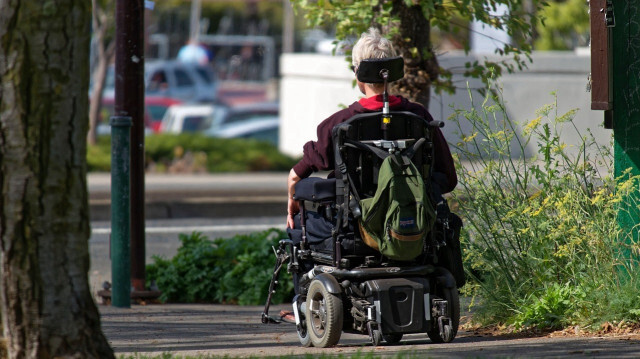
top-left (261, 57), bottom-right (465, 348)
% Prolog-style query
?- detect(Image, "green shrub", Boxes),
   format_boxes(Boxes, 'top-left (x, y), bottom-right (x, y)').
top-left (146, 230), bottom-right (295, 305)
top-left (87, 134), bottom-right (297, 173)
top-left (451, 88), bottom-right (640, 330)
top-left (87, 137), bottom-right (111, 172)
top-left (145, 133), bottom-right (296, 172)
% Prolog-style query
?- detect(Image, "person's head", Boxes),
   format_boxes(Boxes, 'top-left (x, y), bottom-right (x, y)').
top-left (351, 28), bottom-right (397, 95)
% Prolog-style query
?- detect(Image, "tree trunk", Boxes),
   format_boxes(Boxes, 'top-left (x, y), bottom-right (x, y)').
top-left (390, 0), bottom-right (439, 109)
top-left (0, 1), bottom-right (114, 358)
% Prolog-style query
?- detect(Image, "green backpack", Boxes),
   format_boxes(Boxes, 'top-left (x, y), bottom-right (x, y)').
top-left (359, 153), bottom-right (435, 261)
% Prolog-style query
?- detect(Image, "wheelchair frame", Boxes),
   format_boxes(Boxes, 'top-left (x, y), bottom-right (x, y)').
top-left (261, 57), bottom-right (463, 348)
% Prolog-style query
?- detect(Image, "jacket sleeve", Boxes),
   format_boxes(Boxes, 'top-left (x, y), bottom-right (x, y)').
top-left (292, 110), bottom-right (347, 179)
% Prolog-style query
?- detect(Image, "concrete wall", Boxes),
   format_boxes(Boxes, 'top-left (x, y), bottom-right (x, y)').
top-left (279, 51), bottom-right (612, 159)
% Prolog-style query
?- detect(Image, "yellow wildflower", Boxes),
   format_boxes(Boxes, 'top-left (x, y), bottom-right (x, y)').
top-left (524, 116), bottom-right (542, 134)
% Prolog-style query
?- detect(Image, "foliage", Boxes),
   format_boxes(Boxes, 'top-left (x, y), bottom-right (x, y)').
top-left (154, 0), bottom-right (300, 41)
top-left (451, 87), bottom-right (640, 330)
top-left (535, 0), bottom-right (590, 50)
top-left (87, 136), bottom-right (112, 172)
top-left (146, 230), bottom-right (294, 305)
top-left (291, 0), bottom-right (546, 97)
top-left (146, 134), bottom-right (296, 172)
top-left (86, 134), bottom-right (297, 173)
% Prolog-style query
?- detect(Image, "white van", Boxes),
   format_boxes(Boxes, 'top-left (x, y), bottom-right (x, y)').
top-left (160, 104), bottom-right (225, 133)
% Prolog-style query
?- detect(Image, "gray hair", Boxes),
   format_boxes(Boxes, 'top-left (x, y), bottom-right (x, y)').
top-left (351, 27), bottom-right (397, 71)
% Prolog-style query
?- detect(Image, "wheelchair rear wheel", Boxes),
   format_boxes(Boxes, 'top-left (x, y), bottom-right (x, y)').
top-left (306, 279), bottom-right (343, 347)
top-left (427, 279), bottom-right (460, 343)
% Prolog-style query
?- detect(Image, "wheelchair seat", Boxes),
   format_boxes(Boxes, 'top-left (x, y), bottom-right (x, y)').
top-left (292, 177), bottom-right (335, 202)
top-left (262, 56), bottom-right (463, 348)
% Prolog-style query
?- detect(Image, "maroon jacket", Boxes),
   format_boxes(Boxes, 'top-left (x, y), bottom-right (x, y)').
top-left (292, 95), bottom-right (458, 193)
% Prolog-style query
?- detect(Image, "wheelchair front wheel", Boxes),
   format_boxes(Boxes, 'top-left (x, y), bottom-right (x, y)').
top-left (297, 320), bottom-right (312, 347)
top-left (427, 279), bottom-right (460, 343)
top-left (306, 279), bottom-right (343, 347)
top-left (295, 297), bottom-right (312, 347)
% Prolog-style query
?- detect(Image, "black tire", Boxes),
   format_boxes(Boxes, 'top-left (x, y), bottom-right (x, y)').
top-left (427, 277), bottom-right (460, 343)
top-left (306, 279), bottom-right (343, 348)
top-left (439, 244), bottom-right (465, 288)
top-left (383, 333), bottom-right (403, 344)
top-left (371, 329), bottom-right (383, 346)
top-left (295, 297), bottom-right (312, 347)
top-left (297, 321), bottom-right (312, 347)
top-left (438, 214), bottom-right (465, 288)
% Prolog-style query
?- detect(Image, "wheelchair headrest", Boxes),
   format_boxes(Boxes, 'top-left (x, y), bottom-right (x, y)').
top-left (356, 57), bottom-right (404, 83)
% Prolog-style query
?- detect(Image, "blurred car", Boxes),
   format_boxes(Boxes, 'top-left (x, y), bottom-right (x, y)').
top-left (145, 60), bottom-right (218, 102)
top-left (96, 96), bottom-right (153, 136)
top-left (161, 101), bottom-right (279, 138)
top-left (212, 101), bottom-right (278, 128)
top-left (206, 116), bottom-right (279, 146)
top-left (145, 96), bottom-right (183, 132)
top-left (160, 104), bottom-right (225, 133)
top-left (96, 96), bottom-right (180, 135)
top-left (102, 60), bottom-right (218, 103)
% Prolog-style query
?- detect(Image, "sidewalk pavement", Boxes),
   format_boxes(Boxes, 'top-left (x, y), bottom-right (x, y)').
top-left (99, 303), bottom-right (640, 358)
top-left (98, 303), bottom-right (463, 357)
top-left (88, 172), bottom-right (289, 221)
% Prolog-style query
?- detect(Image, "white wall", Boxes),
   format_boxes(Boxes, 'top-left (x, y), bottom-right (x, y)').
top-left (279, 54), bottom-right (361, 157)
top-left (279, 51), bottom-right (612, 159)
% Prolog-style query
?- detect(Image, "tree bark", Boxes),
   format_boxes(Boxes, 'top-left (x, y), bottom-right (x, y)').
top-left (0, 1), bottom-right (114, 358)
top-left (390, 0), bottom-right (439, 109)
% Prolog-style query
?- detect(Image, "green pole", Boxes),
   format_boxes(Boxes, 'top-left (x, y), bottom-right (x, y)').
top-left (110, 116), bottom-right (132, 308)
top-left (612, 0), bottom-right (640, 260)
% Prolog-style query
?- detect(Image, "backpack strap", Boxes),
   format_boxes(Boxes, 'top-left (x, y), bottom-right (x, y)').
top-left (401, 137), bottom-right (425, 160)
top-left (345, 137), bottom-right (426, 167)
top-left (333, 127), bottom-right (363, 222)
top-left (344, 139), bottom-right (390, 160)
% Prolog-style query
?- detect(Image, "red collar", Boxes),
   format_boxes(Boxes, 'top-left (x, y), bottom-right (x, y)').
top-left (358, 95), bottom-right (402, 110)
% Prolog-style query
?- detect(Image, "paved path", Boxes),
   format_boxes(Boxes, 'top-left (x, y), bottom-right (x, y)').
top-left (99, 303), bottom-right (640, 358)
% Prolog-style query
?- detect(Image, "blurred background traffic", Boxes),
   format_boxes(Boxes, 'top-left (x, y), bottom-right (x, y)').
top-left (87, 0), bottom-right (593, 173)
top-left (88, 0), bottom-right (339, 150)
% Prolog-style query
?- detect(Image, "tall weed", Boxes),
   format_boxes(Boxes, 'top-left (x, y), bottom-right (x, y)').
top-left (451, 88), bottom-right (640, 329)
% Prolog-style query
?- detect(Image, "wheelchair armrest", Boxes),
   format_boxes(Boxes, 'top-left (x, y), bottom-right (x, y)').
top-left (293, 177), bottom-right (336, 202)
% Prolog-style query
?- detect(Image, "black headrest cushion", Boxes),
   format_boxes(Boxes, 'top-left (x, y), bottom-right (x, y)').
top-left (356, 56), bottom-right (404, 83)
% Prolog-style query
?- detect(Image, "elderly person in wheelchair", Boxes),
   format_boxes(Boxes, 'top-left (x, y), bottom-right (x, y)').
top-left (262, 28), bottom-right (464, 348)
